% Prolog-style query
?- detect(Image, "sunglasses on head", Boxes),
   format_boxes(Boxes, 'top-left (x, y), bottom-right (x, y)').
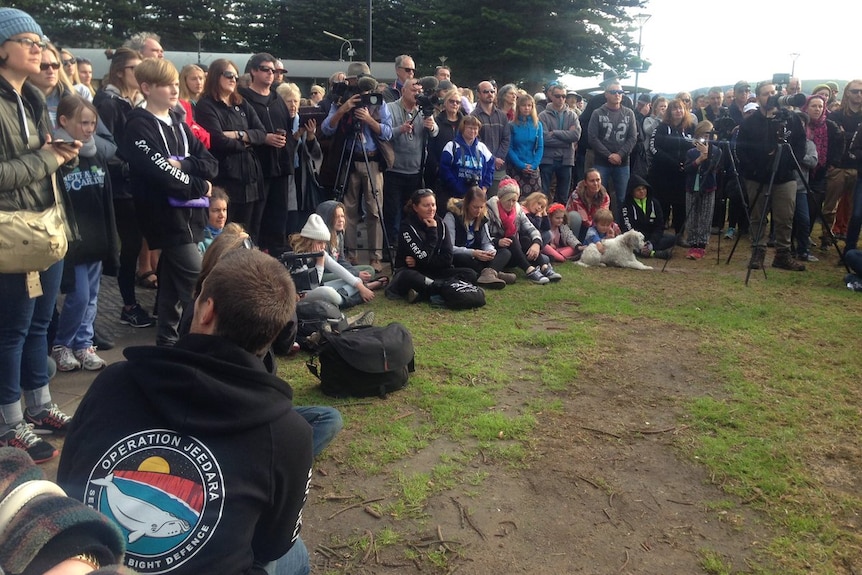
top-left (222, 71), bottom-right (238, 80)
top-left (41, 62), bottom-right (60, 71)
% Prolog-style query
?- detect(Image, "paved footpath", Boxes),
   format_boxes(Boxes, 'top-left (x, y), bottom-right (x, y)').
top-left (42, 277), bottom-right (158, 480)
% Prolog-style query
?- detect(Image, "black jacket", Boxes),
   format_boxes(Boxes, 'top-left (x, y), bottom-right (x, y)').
top-left (737, 110), bottom-right (806, 184)
top-left (238, 87), bottom-right (295, 177)
top-left (119, 107), bottom-right (218, 249)
top-left (619, 174), bottom-right (666, 246)
top-left (395, 211), bottom-right (453, 272)
top-left (195, 96), bottom-right (266, 203)
top-left (57, 334), bottom-right (313, 575)
top-left (93, 86), bottom-right (136, 200)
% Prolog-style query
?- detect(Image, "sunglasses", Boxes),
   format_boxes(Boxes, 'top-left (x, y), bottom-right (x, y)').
top-left (607, 90), bottom-right (624, 95)
top-left (481, 89), bottom-right (496, 94)
top-left (257, 66), bottom-right (275, 74)
top-left (222, 71), bottom-right (239, 80)
top-left (552, 93), bottom-right (566, 99)
top-left (275, 69), bottom-right (287, 74)
top-left (40, 62), bottom-right (60, 71)
top-left (399, 67), bottom-right (415, 73)
top-left (849, 89), bottom-right (862, 95)
top-left (61, 58), bottom-right (75, 66)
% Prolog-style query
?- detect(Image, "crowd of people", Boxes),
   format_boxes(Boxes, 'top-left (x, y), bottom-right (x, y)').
top-left (2, 6), bottom-right (862, 574)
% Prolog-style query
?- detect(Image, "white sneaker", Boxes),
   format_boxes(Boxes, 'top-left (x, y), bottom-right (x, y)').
top-left (51, 345), bottom-right (80, 372)
top-left (73, 347), bottom-right (107, 371)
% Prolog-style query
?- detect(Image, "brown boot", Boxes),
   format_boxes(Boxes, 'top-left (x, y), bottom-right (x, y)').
top-left (772, 249), bottom-right (806, 271)
top-left (495, 270), bottom-right (517, 284)
top-left (748, 247), bottom-right (766, 269)
top-left (477, 267), bottom-right (506, 289)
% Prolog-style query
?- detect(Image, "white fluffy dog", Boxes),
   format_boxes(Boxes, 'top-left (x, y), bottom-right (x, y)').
top-left (577, 229), bottom-right (653, 270)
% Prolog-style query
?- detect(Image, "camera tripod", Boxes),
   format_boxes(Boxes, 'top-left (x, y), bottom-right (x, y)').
top-left (729, 127), bottom-right (846, 285)
top-left (332, 121), bottom-right (395, 266)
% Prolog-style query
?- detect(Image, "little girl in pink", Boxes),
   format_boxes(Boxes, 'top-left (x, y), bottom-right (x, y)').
top-left (542, 203), bottom-right (581, 261)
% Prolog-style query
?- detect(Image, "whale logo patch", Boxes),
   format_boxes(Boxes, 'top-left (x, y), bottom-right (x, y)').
top-left (85, 430), bottom-right (225, 574)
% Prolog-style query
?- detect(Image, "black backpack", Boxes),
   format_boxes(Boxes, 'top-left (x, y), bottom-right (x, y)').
top-left (439, 279), bottom-right (486, 309)
top-left (306, 323), bottom-right (415, 398)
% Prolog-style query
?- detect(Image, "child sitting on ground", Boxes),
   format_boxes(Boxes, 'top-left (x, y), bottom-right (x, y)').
top-left (198, 187), bottom-right (230, 253)
top-left (542, 203), bottom-right (581, 261)
top-left (520, 191), bottom-right (551, 245)
top-left (316, 200), bottom-right (387, 290)
top-left (583, 208), bottom-right (620, 254)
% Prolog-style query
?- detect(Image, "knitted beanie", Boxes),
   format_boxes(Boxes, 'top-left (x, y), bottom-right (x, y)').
top-left (300, 213), bottom-right (331, 241)
top-left (0, 448), bottom-right (125, 575)
top-left (497, 178), bottom-right (521, 201)
top-left (0, 9), bottom-right (43, 45)
top-left (812, 83), bottom-right (831, 96)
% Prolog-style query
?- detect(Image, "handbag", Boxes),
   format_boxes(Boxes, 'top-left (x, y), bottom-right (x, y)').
top-left (0, 174), bottom-right (68, 274)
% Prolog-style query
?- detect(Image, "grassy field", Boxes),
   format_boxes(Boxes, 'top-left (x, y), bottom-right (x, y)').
top-left (279, 240), bottom-right (861, 574)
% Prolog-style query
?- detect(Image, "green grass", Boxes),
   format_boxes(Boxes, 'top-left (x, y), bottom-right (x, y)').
top-left (284, 236), bottom-right (862, 574)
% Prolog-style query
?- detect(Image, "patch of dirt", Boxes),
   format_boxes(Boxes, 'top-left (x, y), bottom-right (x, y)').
top-left (303, 319), bottom-right (772, 574)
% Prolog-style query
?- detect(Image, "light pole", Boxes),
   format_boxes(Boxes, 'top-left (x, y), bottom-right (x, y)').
top-left (790, 52), bottom-right (800, 77)
top-left (368, 0), bottom-right (373, 72)
top-left (323, 30), bottom-right (363, 62)
top-left (632, 13), bottom-right (651, 104)
top-left (193, 31), bottom-right (205, 65)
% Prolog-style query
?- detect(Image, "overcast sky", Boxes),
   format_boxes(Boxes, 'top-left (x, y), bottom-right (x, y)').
top-left (562, 0), bottom-right (857, 94)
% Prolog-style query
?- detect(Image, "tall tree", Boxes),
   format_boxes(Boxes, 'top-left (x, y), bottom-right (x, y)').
top-left (415, 0), bottom-right (643, 88)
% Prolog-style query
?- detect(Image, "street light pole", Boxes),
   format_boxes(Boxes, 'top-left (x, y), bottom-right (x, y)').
top-left (790, 52), bottom-right (800, 77)
top-left (193, 31), bottom-right (204, 65)
top-left (368, 0), bottom-right (373, 72)
top-left (632, 13), bottom-right (651, 104)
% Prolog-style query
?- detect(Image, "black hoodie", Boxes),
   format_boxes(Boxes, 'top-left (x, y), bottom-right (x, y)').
top-left (57, 334), bottom-right (313, 575)
top-left (619, 174), bottom-right (666, 246)
top-left (119, 107), bottom-right (218, 250)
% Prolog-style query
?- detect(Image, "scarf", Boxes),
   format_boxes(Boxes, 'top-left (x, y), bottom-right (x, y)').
top-left (53, 126), bottom-right (97, 158)
top-left (499, 203), bottom-right (517, 238)
top-left (804, 96), bottom-right (828, 170)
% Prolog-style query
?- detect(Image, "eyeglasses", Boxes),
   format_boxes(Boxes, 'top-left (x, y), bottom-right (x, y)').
top-left (222, 71), bottom-right (239, 80)
top-left (607, 90), bottom-right (624, 95)
top-left (399, 67), bottom-right (415, 74)
top-left (4, 37), bottom-right (47, 50)
top-left (849, 89), bottom-right (862, 95)
top-left (40, 62), bottom-right (60, 71)
top-left (481, 89), bottom-right (496, 94)
top-left (447, 99), bottom-right (460, 104)
top-left (257, 66), bottom-right (275, 74)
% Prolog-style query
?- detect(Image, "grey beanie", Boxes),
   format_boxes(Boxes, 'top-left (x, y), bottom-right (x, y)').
top-left (0, 8), bottom-right (43, 45)
top-left (300, 213), bottom-right (331, 241)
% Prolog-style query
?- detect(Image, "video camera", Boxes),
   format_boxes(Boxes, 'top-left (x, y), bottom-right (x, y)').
top-left (416, 91), bottom-right (439, 118)
top-left (331, 82), bottom-right (383, 107)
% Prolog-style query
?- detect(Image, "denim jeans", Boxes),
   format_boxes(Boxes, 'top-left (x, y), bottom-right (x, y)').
top-left (54, 261), bottom-right (102, 350)
top-left (793, 192), bottom-right (812, 256)
top-left (593, 163), bottom-right (630, 212)
top-left (295, 406), bottom-right (343, 457)
top-left (540, 159), bottom-right (573, 205)
top-left (843, 179), bottom-right (862, 252)
top-left (0, 261), bottom-right (63, 413)
top-left (261, 537), bottom-right (310, 575)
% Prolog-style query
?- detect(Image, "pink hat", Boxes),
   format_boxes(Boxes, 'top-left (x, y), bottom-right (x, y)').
top-left (497, 178), bottom-right (520, 200)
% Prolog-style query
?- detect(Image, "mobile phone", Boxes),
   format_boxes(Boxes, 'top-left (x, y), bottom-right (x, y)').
top-left (51, 140), bottom-right (75, 146)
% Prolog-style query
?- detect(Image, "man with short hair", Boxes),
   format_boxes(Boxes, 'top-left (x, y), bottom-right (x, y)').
top-left (58, 248), bottom-right (313, 575)
top-left (239, 53), bottom-right (296, 250)
top-left (587, 82), bottom-right (638, 209)
top-left (434, 65), bottom-right (450, 83)
top-left (382, 54), bottom-right (415, 103)
top-left (786, 77), bottom-right (802, 96)
top-left (728, 80), bottom-right (751, 125)
top-left (125, 32), bottom-right (164, 59)
top-left (322, 62), bottom-right (393, 269)
top-left (737, 81), bottom-right (807, 271)
top-left (471, 81), bottom-right (510, 196)
top-left (384, 78), bottom-right (439, 243)
top-left (695, 86), bottom-right (728, 123)
top-left (539, 82), bottom-right (581, 203)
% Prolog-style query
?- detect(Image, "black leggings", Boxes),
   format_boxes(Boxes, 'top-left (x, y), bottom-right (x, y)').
top-left (387, 267), bottom-right (477, 298)
top-left (113, 198), bottom-right (143, 307)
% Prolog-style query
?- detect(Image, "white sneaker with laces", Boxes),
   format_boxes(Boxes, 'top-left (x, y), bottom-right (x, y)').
top-left (51, 345), bottom-right (80, 372)
top-left (73, 346), bottom-right (107, 371)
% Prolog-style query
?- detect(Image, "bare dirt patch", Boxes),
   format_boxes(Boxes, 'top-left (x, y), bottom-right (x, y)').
top-left (303, 319), bottom-right (771, 574)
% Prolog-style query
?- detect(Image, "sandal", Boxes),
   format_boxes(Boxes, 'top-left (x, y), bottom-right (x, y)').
top-left (365, 276), bottom-right (390, 291)
top-left (136, 270), bottom-right (158, 289)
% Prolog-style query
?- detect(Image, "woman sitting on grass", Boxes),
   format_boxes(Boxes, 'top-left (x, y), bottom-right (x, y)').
top-left (385, 189), bottom-right (478, 304)
top-left (289, 214), bottom-right (375, 309)
top-left (316, 200), bottom-right (388, 290)
top-left (487, 178), bottom-right (561, 284)
top-left (443, 186), bottom-right (514, 289)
